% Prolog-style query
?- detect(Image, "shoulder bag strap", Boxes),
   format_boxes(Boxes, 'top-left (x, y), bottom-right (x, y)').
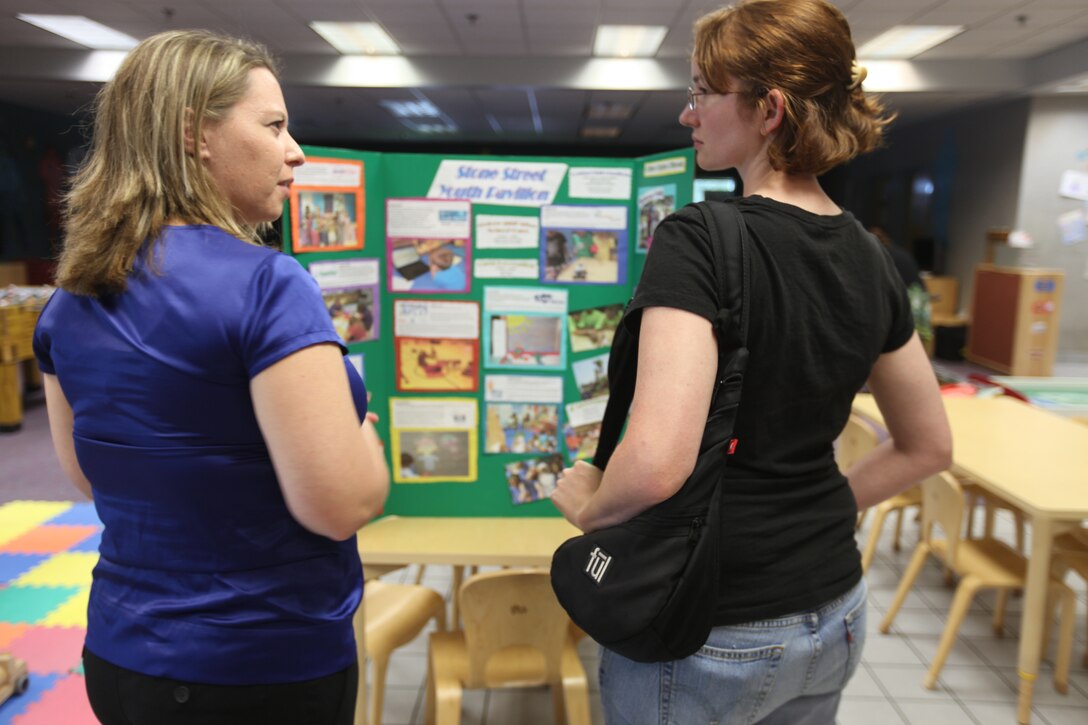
top-left (591, 201), bottom-right (750, 469)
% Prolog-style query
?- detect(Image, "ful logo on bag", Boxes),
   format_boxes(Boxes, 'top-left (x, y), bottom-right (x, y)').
top-left (584, 546), bottom-right (612, 584)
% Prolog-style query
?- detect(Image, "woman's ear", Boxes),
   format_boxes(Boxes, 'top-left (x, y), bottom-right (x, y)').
top-left (183, 108), bottom-right (211, 160)
top-left (761, 89), bottom-right (786, 136)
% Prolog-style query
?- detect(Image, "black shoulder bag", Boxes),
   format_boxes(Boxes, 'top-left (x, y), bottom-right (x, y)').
top-left (550, 200), bottom-right (751, 663)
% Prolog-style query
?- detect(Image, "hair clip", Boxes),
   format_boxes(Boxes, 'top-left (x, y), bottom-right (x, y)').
top-left (847, 61), bottom-right (867, 91)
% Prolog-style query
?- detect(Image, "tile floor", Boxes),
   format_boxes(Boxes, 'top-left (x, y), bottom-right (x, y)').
top-left (367, 509), bottom-right (1088, 725)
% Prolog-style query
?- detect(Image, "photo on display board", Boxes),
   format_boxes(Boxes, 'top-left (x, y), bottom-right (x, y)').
top-left (388, 238), bottom-right (470, 293)
top-left (395, 430), bottom-right (473, 481)
top-left (563, 421), bottom-right (602, 462)
top-left (504, 455), bottom-right (565, 506)
top-left (395, 337), bottom-right (478, 392)
top-left (540, 227), bottom-right (626, 284)
top-left (485, 313), bottom-right (565, 369)
top-left (637, 183), bottom-right (676, 252)
top-left (321, 286), bottom-right (378, 344)
top-left (484, 403), bottom-right (560, 454)
top-left (572, 353), bottom-right (610, 400)
top-left (292, 189), bottom-right (363, 252)
top-left (567, 303), bottom-right (624, 353)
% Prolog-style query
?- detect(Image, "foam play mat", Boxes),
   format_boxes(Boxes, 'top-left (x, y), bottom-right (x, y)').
top-left (0, 500), bottom-right (98, 724)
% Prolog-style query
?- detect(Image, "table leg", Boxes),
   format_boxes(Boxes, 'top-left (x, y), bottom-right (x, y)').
top-left (1017, 516), bottom-right (1055, 725)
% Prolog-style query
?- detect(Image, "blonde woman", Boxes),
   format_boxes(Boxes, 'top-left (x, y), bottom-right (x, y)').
top-left (34, 30), bottom-right (388, 724)
top-left (552, 1), bottom-right (951, 722)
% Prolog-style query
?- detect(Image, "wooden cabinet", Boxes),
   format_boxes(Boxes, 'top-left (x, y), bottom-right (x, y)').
top-left (965, 265), bottom-right (1063, 376)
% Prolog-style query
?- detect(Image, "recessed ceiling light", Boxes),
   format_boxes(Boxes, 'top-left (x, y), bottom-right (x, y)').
top-left (856, 25), bottom-right (965, 59)
top-left (379, 99), bottom-right (442, 118)
top-left (593, 25), bottom-right (667, 58)
top-left (580, 126), bottom-right (622, 139)
top-left (587, 102), bottom-right (633, 121)
top-left (17, 14), bottom-right (138, 50)
top-left (310, 22), bottom-right (400, 55)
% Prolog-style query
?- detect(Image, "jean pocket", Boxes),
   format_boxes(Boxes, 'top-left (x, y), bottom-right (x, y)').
top-left (671, 641), bottom-right (784, 724)
top-left (841, 593), bottom-right (867, 688)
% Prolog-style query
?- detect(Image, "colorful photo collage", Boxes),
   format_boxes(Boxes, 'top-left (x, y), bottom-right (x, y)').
top-left (298, 161), bottom-right (673, 499)
top-left (387, 198), bottom-right (472, 293)
top-left (484, 373), bottom-right (565, 506)
top-left (309, 258), bottom-right (380, 346)
top-left (390, 398), bottom-right (478, 483)
top-left (289, 157), bottom-right (365, 253)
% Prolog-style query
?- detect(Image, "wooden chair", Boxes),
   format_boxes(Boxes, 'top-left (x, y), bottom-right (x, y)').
top-left (838, 415), bottom-right (923, 573)
top-left (355, 573), bottom-right (446, 725)
top-left (836, 414), bottom-right (880, 531)
top-left (426, 569), bottom-right (590, 725)
top-left (879, 471), bottom-right (1075, 691)
top-left (1053, 528), bottom-right (1088, 667)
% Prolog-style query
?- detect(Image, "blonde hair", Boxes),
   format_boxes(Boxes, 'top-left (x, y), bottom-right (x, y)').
top-left (57, 30), bottom-right (278, 297)
top-left (693, 0), bottom-right (894, 176)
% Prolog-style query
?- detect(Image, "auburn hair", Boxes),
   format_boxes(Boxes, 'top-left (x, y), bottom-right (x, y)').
top-left (693, 0), bottom-right (894, 176)
top-left (57, 30), bottom-right (277, 297)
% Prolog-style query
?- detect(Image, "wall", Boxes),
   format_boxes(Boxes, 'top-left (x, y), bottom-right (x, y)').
top-left (835, 98), bottom-right (1031, 319)
top-left (0, 100), bottom-right (85, 263)
top-left (1007, 95), bottom-right (1088, 357)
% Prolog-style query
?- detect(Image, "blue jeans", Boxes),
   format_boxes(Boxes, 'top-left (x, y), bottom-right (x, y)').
top-left (600, 578), bottom-right (867, 725)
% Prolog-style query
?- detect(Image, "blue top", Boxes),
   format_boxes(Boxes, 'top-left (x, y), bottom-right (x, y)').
top-left (33, 225), bottom-right (367, 685)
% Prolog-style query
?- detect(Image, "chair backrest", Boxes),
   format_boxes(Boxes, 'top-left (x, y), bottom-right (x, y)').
top-left (920, 471), bottom-right (965, 566)
top-left (836, 414), bottom-right (880, 471)
top-left (458, 569), bottom-right (571, 688)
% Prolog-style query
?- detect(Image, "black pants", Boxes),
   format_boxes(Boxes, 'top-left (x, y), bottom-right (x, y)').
top-left (83, 648), bottom-right (358, 725)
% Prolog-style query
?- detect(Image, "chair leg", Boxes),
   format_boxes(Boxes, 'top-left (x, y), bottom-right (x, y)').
top-left (1014, 511), bottom-right (1025, 553)
top-left (451, 566), bottom-right (465, 628)
top-left (856, 508), bottom-right (868, 531)
top-left (879, 544), bottom-right (930, 633)
top-left (993, 589), bottom-right (1010, 635)
top-left (427, 656), bottom-right (464, 725)
top-left (414, 564), bottom-right (427, 585)
top-left (924, 577), bottom-right (981, 689)
top-left (369, 655), bottom-right (389, 725)
top-left (965, 495), bottom-right (977, 540)
top-left (1084, 603), bottom-right (1088, 669)
top-left (354, 605), bottom-right (368, 725)
top-left (558, 643), bottom-right (592, 725)
top-left (892, 508), bottom-right (906, 552)
top-left (861, 504), bottom-right (893, 573)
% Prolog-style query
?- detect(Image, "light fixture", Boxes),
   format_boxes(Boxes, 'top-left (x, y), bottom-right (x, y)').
top-left (856, 25), bottom-right (964, 59)
top-left (1053, 74), bottom-right (1088, 93)
top-left (379, 99), bottom-right (442, 118)
top-left (17, 14), bottom-right (138, 50)
top-left (587, 102), bottom-right (633, 121)
top-left (593, 25), bottom-right (667, 58)
top-left (580, 126), bottom-right (622, 139)
top-left (380, 91), bottom-right (457, 133)
top-left (309, 21), bottom-right (401, 55)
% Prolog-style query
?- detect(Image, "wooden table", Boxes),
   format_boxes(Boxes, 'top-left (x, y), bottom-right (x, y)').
top-left (357, 515), bottom-right (580, 620)
top-left (852, 393), bottom-right (1088, 724)
top-left (357, 515), bottom-right (580, 567)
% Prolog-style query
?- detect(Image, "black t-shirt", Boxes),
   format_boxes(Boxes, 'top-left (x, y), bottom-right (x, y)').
top-left (629, 196), bottom-right (913, 624)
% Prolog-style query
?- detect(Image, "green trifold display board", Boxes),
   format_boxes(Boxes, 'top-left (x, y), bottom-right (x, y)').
top-left (284, 146), bottom-right (694, 517)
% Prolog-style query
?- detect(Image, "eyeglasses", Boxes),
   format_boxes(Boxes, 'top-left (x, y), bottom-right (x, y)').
top-left (686, 86), bottom-right (736, 112)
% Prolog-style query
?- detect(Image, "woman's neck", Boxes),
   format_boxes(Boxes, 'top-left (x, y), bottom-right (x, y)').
top-left (740, 164), bottom-right (840, 216)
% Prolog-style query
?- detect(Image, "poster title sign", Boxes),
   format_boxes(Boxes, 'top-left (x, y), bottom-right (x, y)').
top-left (428, 160), bottom-right (568, 207)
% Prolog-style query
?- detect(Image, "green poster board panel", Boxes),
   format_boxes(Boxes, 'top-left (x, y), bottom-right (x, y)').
top-left (633, 148), bottom-right (696, 285)
top-left (381, 152), bottom-right (635, 517)
top-left (285, 147), bottom-right (693, 518)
